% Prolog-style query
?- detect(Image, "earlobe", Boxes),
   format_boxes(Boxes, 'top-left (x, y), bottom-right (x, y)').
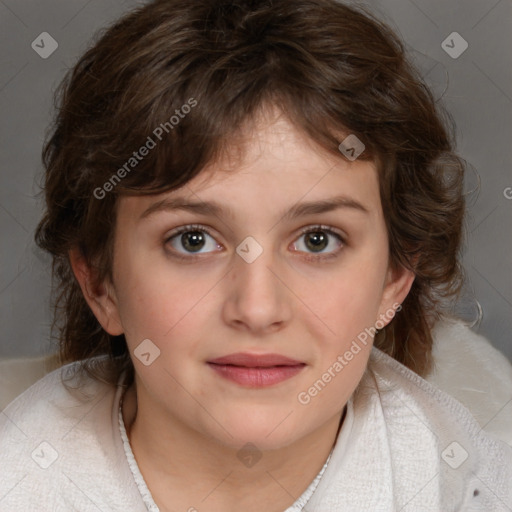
top-left (68, 248), bottom-right (124, 336)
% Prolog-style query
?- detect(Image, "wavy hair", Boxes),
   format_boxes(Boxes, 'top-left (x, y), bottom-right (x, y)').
top-left (35, 0), bottom-right (465, 385)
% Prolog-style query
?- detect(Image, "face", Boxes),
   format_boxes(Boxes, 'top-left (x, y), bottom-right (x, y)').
top-left (80, 109), bottom-right (413, 451)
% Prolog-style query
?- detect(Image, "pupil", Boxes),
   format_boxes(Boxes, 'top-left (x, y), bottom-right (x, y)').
top-left (306, 232), bottom-right (327, 252)
top-left (182, 231), bottom-right (205, 252)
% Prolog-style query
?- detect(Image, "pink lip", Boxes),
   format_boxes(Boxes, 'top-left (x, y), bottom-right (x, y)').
top-left (207, 353), bottom-right (306, 388)
top-left (208, 352), bottom-right (303, 367)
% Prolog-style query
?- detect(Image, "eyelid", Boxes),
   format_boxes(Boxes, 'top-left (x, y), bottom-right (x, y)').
top-left (165, 223), bottom-right (218, 241)
top-left (296, 224), bottom-right (346, 241)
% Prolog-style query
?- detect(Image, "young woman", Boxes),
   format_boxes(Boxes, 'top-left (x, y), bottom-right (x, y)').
top-left (1, 0), bottom-right (511, 510)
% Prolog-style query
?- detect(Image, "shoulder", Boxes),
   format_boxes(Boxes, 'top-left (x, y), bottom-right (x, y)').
top-left (0, 358), bottom-right (142, 510)
top-left (0, 358), bottom-right (116, 444)
top-left (364, 320), bottom-right (512, 509)
top-left (428, 316), bottom-right (512, 445)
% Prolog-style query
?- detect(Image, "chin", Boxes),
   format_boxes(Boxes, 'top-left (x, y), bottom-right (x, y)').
top-left (206, 413), bottom-right (303, 452)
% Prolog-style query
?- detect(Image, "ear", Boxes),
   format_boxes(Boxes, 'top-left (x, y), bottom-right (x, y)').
top-left (377, 262), bottom-right (415, 327)
top-left (68, 248), bottom-right (124, 336)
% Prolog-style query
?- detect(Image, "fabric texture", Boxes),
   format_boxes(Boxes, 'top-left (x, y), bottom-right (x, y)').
top-left (427, 316), bottom-right (512, 447)
top-left (1, 319), bottom-right (511, 511)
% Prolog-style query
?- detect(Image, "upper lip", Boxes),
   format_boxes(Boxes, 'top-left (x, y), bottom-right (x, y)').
top-left (207, 353), bottom-right (305, 367)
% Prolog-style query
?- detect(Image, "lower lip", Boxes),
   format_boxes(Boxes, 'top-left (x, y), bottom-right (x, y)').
top-left (207, 363), bottom-right (305, 387)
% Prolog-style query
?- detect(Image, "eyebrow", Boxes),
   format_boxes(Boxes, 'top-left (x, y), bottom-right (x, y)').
top-left (139, 194), bottom-right (369, 222)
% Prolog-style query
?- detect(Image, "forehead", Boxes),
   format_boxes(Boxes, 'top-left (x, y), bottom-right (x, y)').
top-left (118, 112), bottom-right (381, 222)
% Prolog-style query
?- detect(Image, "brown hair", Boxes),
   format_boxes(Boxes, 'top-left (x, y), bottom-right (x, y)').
top-left (35, 0), bottom-right (465, 385)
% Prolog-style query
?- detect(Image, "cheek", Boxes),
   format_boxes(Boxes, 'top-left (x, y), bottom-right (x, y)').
top-left (311, 253), bottom-right (387, 338)
top-left (297, 266), bottom-right (382, 413)
top-left (113, 253), bottom-right (220, 353)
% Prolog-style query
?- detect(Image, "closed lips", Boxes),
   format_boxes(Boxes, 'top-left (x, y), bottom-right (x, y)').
top-left (207, 353), bottom-right (305, 367)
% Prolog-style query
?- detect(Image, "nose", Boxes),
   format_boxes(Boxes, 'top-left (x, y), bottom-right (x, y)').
top-left (222, 244), bottom-right (293, 335)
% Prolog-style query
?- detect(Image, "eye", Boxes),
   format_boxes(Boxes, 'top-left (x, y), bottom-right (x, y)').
top-left (165, 225), bottom-right (222, 256)
top-left (291, 226), bottom-right (344, 259)
top-left (165, 224), bottom-right (344, 260)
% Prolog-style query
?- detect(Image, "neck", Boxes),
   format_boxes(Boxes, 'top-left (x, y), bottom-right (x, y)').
top-left (121, 381), bottom-right (346, 512)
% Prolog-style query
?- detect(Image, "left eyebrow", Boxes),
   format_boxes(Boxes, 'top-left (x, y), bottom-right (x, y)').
top-left (138, 194), bottom-right (369, 222)
top-left (281, 195), bottom-right (369, 221)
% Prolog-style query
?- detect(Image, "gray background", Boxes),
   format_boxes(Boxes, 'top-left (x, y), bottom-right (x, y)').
top-left (0, 0), bottom-right (511, 361)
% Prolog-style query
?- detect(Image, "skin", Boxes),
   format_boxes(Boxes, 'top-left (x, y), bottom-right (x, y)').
top-left (70, 107), bottom-right (414, 512)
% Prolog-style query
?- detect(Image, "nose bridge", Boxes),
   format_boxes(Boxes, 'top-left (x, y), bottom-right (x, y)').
top-left (223, 236), bottom-right (292, 331)
top-left (234, 239), bottom-right (281, 303)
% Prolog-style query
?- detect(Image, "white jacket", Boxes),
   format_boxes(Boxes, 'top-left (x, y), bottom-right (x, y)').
top-left (1, 321), bottom-right (511, 511)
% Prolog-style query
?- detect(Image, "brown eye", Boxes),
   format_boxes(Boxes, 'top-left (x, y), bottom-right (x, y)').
top-left (292, 227), bottom-right (344, 257)
top-left (180, 231), bottom-right (206, 252)
top-left (166, 225), bottom-right (222, 256)
top-left (304, 231), bottom-right (329, 252)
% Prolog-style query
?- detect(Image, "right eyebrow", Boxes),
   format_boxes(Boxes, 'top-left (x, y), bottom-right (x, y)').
top-left (139, 197), bottom-right (231, 221)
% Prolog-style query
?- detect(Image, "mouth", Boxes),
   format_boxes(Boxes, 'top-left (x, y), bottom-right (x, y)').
top-left (206, 353), bottom-right (306, 388)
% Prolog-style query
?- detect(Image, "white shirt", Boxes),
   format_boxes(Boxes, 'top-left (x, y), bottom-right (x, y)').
top-left (1, 329), bottom-right (511, 511)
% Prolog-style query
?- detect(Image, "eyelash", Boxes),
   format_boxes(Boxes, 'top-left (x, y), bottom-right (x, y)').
top-left (164, 224), bottom-right (345, 261)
